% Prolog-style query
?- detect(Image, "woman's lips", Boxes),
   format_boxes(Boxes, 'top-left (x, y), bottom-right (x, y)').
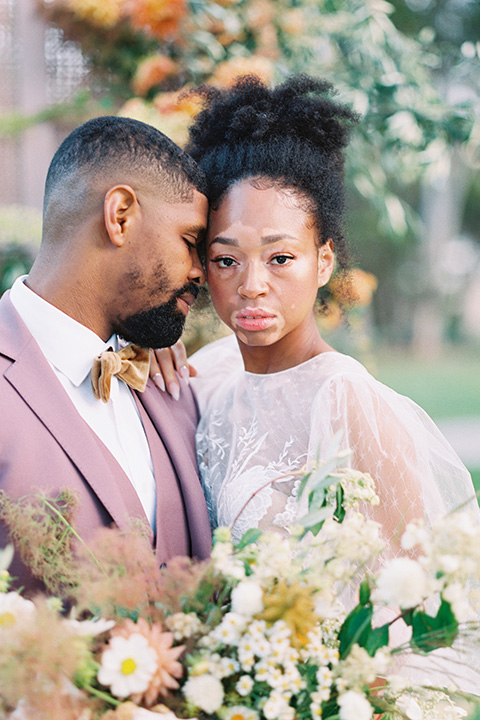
top-left (234, 308), bottom-right (276, 332)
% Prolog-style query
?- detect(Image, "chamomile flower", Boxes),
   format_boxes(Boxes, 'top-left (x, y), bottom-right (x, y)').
top-left (0, 592), bottom-right (35, 631)
top-left (236, 674), bottom-right (254, 696)
top-left (97, 634), bottom-right (157, 698)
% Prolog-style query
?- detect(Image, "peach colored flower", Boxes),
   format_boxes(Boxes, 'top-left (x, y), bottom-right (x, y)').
top-left (246, 0), bottom-right (275, 28)
top-left (153, 89), bottom-right (203, 118)
top-left (113, 618), bottom-right (185, 707)
top-left (318, 301), bottom-right (344, 331)
top-left (210, 56), bottom-right (274, 88)
top-left (212, 0), bottom-right (242, 6)
top-left (68, 0), bottom-right (123, 28)
top-left (127, 0), bottom-right (187, 40)
top-left (280, 8), bottom-right (306, 36)
top-left (132, 55), bottom-right (178, 96)
top-left (330, 269), bottom-right (378, 308)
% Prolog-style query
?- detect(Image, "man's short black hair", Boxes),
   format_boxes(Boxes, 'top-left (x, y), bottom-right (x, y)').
top-left (44, 115), bottom-right (207, 216)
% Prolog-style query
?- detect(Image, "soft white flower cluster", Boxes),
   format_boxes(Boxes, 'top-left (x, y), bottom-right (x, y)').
top-left (165, 612), bottom-right (205, 640)
top-left (185, 620), bottom-right (306, 717)
top-left (373, 509), bottom-right (480, 617)
top-left (302, 512), bottom-right (384, 602)
top-left (334, 644), bottom-right (390, 692)
top-left (327, 468), bottom-right (380, 510)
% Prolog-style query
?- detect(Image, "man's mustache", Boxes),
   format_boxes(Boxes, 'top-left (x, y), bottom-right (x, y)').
top-left (173, 282), bottom-right (201, 301)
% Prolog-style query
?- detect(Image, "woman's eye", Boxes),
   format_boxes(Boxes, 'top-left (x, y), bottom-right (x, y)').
top-left (271, 255), bottom-right (292, 265)
top-left (211, 257), bottom-right (237, 268)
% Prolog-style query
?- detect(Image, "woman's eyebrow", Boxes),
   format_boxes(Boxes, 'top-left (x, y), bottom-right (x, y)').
top-left (210, 236), bottom-right (239, 247)
top-left (210, 233), bottom-right (297, 247)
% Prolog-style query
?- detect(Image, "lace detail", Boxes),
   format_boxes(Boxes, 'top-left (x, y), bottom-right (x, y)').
top-left (192, 335), bottom-right (478, 546)
top-left (192, 335), bottom-right (480, 692)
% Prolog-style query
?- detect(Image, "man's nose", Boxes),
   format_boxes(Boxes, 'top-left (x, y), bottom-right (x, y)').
top-left (188, 247), bottom-right (206, 286)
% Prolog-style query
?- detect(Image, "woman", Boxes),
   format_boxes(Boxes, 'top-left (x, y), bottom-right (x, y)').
top-left (151, 74), bottom-right (477, 549)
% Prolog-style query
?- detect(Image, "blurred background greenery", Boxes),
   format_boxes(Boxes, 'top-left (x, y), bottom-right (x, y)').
top-left (0, 0), bottom-right (479, 486)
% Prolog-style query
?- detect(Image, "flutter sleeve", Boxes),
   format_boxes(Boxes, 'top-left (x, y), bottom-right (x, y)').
top-left (308, 358), bottom-right (478, 553)
top-left (189, 334), bottom-right (243, 414)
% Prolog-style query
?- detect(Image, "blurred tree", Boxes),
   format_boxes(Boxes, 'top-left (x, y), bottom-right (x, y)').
top-left (4, 0), bottom-right (478, 345)
top-left (34, 0), bottom-right (477, 251)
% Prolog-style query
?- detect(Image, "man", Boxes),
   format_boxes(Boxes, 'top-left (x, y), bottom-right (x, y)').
top-left (0, 116), bottom-right (212, 592)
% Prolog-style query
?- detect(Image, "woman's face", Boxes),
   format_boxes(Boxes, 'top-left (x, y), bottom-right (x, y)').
top-left (206, 179), bottom-right (334, 356)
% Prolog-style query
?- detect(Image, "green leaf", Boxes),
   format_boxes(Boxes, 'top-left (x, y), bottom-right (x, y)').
top-left (338, 601), bottom-right (390, 658)
top-left (363, 622), bottom-right (389, 656)
top-left (359, 580), bottom-right (371, 606)
top-left (235, 528), bottom-right (263, 550)
top-left (411, 599), bottom-right (459, 652)
top-left (333, 483), bottom-right (346, 523)
top-left (298, 506), bottom-right (334, 531)
top-left (338, 604), bottom-right (373, 658)
top-left (296, 471), bottom-right (312, 501)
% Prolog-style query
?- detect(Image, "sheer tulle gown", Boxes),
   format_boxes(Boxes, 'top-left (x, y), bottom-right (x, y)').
top-left (191, 334), bottom-right (480, 693)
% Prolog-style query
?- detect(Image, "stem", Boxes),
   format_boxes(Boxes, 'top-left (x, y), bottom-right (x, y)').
top-left (230, 468), bottom-right (306, 532)
top-left (83, 683), bottom-right (122, 707)
top-left (42, 497), bottom-right (108, 576)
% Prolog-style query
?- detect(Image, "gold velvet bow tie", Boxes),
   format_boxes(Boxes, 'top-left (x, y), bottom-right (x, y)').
top-left (91, 344), bottom-right (151, 403)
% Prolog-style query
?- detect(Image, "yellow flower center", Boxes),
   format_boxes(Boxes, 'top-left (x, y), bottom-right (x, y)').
top-left (0, 611), bottom-right (16, 627)
top-left (232, 714), bottom-right (246, 720)
top-left (121, 658), bottom-right (137, 675)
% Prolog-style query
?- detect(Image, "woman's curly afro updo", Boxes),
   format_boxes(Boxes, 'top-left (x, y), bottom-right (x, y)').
top-left (185, 74), bottom-right (359, 270)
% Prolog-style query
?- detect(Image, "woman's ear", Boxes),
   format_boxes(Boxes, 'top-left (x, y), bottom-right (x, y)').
top-left (104, 185), bottom-right (138, 248)
top-left (317, 238), bottom-right (335, 287)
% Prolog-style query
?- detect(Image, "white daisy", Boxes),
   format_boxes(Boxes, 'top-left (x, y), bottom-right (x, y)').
top-left (97, 633), bottom-right (157, 698)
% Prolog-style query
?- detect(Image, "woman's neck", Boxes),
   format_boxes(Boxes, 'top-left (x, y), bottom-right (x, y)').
top-left (237, 320), bottom-right (335, 374)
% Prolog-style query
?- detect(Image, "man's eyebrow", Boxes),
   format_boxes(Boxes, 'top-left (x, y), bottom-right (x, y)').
top-left (210, 234), bottom-right (297, 247)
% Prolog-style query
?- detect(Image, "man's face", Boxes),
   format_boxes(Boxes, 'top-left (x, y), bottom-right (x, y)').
top-left (112, 188), bottom-right (207, 348)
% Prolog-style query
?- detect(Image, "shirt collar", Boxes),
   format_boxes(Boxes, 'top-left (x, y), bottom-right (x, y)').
top-left (10, 276), bottom-right (118, 387)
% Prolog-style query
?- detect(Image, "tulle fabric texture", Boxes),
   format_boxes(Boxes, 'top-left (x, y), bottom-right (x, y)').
top-left (192, 334), bottom-right (477, 547)
top-left (191, 334), bottom-right (480, 693)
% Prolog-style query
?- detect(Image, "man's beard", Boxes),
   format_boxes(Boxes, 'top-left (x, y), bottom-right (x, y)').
top-left (112, 282), bottom-right (199, 349)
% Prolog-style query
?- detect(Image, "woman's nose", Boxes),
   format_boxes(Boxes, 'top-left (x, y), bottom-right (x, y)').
top-left (238, 262), bottom-right (268, 299)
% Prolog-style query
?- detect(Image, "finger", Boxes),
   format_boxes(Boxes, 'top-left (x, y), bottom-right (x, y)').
top-left (188, 362), bottom-right (198, 378)
top-left (152, 348), bottom-right (180, 399)
top-left (170, 340), bottom-right (190, 381)
top-left (149, 350), bottom-right (165, 392)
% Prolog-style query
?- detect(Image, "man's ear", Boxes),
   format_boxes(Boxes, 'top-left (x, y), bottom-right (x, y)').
top-left (104, 185), bottom-right (138, 248)
top-left (317, 238), bottom-right (335, 288)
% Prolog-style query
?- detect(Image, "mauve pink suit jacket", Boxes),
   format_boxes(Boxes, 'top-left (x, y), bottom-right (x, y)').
top-left (0, 292), bottom-right (211, 593)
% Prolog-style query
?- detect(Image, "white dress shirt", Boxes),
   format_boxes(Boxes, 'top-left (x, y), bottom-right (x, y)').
top-left (9, 276), bottom-right (156, 529)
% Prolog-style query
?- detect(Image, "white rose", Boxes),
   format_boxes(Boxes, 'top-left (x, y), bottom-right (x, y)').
top-left (338, 690), bottom-right (373, 720)
top-left (231, 580), bottom-right (264, 617)
top-left (183, 673), bottom-right (224, 713)
top-left (374, 558), bottom-right (429, 608)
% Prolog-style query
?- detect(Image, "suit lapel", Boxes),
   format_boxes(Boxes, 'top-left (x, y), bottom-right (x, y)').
top-left (1, 296), bottom-right (149, 534)
top-left (135, 381), bottom-right (209, 557)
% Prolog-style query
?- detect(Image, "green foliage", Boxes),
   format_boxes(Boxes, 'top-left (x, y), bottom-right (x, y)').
top-left (0, 490), bottom-right (81, 594)
top-left (0, 204), bottom-right (42, 293)
top-left (35, 0), bottom-right (479, 251)
top-left (338, 597), bottom-right (390, 659)
top-left (405, 598), bottom-right (459, 652)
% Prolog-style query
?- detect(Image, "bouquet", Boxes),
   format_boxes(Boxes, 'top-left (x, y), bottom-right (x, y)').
top-left (1, 453), bottom-right (480, 720)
